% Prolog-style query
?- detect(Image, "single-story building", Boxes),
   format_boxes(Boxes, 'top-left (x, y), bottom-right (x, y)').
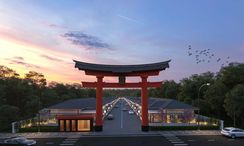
top-left (39, 97), bottom-right (118, 132)
top-left (125, 97), bottom-right (198, 126)
top-left (32, 97), bottom-right (218, 132)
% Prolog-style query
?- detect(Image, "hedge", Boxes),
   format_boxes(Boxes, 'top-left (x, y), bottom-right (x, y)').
top-left (150, 125), bottom-right (219, 131)
top-left (18, 126), bottom-right (59, 132)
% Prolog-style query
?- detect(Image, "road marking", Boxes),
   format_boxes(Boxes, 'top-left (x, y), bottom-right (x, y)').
top-left (120, 102), bottom-right (123, 129)
top-left (167, 138), bottom-right (181, 140)
top-left (228, 139), bottom-right (235, 141)
top-left (169, 140), bottom-right (182, 142)
top-left (208, 139), bottom-right (215, 142)
top-left (163, 135), bottom-right (188, 146)
top-left (171, 141), bottom-right (184, 143)
top-left (187, 139), bottom-right (195, 142)
top-left (46, 142), bottom-right (54, 145)
top-left (59, 137), bottom-right (79, 146)
top-left (174, 144), bottom-right (188, 146)
top-left (67, 136), bottom-right (80, 138)
top-left (64, 138), bottom-right (79, 141)
top-left (62, 141), bottom-right (76, 143)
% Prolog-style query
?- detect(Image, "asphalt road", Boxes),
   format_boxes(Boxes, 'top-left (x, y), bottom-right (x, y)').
top-left (103, 99), bottom-right (141, 133)
top-left (179, 135), bottom-right (244, 146)
top-left (34, 138), bottom-right (64, 146)
top-left (32, 136), bottom-right (244, 146)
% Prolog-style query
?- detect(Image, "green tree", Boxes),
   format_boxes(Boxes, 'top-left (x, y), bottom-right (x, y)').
top-left (0, 81), bottom-right (6, 105)
top-left (161, 80), bottom-right (180, 99)
top-left (25, 71), bottom-right (46, 87)
top-left (0, 65), bottom-right (19, 78)
top-left (41, 89), bottom-right (59, 107)
top-left (177, 72), bottom-right (214, 103)
top-left (0, 105), bottom-right (19, 131)
top-left (218, 63), bottom-right (244, 89)
top-left (224, 84), bottom-right (244, 127)
top-left (204, 81), bottom-right (228, 118)
top-left (4, 78), bottom-right (33, 117)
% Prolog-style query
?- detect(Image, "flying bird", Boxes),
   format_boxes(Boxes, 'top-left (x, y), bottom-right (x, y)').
top-left (188, 45), bottom-right (192, 50)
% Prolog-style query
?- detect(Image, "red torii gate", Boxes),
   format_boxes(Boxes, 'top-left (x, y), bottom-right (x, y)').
top-left (74, 60), bottom-right (170, 131)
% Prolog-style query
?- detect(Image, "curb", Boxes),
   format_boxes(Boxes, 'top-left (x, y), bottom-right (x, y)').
top-left (0, 130), bottom-right (221, 138)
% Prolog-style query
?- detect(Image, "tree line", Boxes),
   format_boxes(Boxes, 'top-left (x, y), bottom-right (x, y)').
top-left (149, 62), bottom-right (244, 128)
top-left (0, 62), bottom-right (244, 131)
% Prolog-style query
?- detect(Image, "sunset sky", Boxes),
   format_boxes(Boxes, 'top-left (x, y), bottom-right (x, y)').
top-left (0, 0), bottom-right (243, 84)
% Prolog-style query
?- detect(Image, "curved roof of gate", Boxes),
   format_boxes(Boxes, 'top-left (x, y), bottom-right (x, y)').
top-left (73, 60), bottom-right (170, 73)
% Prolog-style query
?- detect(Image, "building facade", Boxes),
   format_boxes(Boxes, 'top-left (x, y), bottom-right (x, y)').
top-left (39, 97), bottom-right (118, 132)
top-left (124, 97), bottom-right (198, 126)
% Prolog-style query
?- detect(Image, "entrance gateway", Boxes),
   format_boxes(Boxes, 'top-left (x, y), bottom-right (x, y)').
top-left (74, 60), bottom-right (170, 131)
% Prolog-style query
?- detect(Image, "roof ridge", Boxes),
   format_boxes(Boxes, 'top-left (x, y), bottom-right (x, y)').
top-left (158, 98), bottom-right (174, 109)
top-left (148, 99), bottom-right (158, 107)
top-left (163, 99), bottom-right (176, 108)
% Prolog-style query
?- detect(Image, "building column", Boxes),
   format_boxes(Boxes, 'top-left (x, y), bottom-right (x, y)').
top-left (95, 76), bottom-right (103, 131)
top-left (141, 75), bottom-right (149, 131)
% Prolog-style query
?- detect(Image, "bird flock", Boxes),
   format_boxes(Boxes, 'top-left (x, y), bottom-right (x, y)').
top-left (187, 45), bottom-right (231, 67)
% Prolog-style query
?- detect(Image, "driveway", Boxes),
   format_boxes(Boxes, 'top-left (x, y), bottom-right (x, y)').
top-left (103, 99), bottom-right (141, 134)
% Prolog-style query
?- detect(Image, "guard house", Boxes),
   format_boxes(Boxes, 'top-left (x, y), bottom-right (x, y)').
top-left (42, 97), bottom-right (117, 132)
top-left (74, 60), bottom-right (170, 131)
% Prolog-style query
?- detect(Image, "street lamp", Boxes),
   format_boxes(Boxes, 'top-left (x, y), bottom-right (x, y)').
top-left (197, 83), bottom-right (210, 130)
top-left (27, 81), bottom-right (40, 132)
top-left (38, 90), bottom-right (41, 133)
top-left (37, 83), bottom-right (44, 133)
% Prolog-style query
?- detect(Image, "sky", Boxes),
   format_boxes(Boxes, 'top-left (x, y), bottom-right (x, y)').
top-left (0, 0), bottom-right (243, 84)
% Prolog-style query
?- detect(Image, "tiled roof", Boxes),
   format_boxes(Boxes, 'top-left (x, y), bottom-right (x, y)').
top-left (47, 97), bottom-right (197, 110)
top-left (47, 97), bottom-right (115, 110)
top-left (128, 97), bottom-right (197, 110)
top-left (74, 60), bottom-right (170, 73)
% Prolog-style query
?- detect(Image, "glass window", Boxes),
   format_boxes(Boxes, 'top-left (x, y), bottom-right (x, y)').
top-left (66, 120), bottom-right (70, 131)
top-left (224, 128), bottom-right (230, 131)
top-left (77, 120), bottom-right (90, 131)
top-left (60, 120), bottom-right (64, 131)
top-left (149, 113), bottom-right (162, 123)
top-left (71, 120), bottom-right (76, 131)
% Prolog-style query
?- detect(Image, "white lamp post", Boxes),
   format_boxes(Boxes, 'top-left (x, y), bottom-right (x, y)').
top-left (197, 83), bottom-right (210, 130)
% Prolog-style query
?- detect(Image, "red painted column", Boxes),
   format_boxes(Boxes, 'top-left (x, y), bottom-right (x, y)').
top-left (95, 76), bottom-right (103, 131)
top-left (141, 75), bottom-right (149, 131)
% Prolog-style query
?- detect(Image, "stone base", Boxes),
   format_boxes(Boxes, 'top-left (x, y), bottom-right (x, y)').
top-left (95, 125), bottom-right (103, 131)
top-left (141, 126), bottom-right (149, 132)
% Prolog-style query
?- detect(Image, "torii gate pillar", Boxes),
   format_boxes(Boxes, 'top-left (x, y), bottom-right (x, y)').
top-left (141, 75), bottom-right (149, 131)
top-left (95, 76), bottom-right (103, 131)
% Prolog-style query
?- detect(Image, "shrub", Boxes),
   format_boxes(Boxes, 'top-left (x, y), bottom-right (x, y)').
top-left (19, 126), bottom-right (59, 132)
top-left (150, 125), bottom-right (219, 131)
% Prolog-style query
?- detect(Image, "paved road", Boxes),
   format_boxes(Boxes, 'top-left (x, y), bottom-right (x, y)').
top-left (34, 138), bottom-right (64, 146)
top-left (103, 99), bottom-right (141, 134)
top-left (31, 136), bottom-right (244, 146)
top-left (179, 135), bottom-right (244, 146)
